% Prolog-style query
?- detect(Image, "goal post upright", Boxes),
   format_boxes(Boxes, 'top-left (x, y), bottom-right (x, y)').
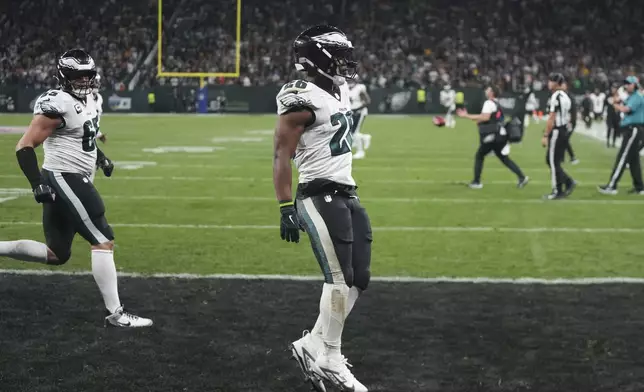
top-left (157, 0), bottom-right (241, 79)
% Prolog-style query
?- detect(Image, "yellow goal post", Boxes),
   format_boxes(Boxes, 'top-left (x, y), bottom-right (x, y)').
top-left (157, 0), bottom-right (241, 86)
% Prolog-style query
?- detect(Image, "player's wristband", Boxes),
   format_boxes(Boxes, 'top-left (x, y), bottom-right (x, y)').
top-left (16, 147), bottom-right (42, 190)
top-left (279, 200), bottom-right (294, 209)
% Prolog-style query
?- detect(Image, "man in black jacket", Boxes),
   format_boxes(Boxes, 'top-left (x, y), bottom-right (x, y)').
top-left (563, 82), bottom-right (579, 164)
top-left (581, 91), bottom-right (593, 129)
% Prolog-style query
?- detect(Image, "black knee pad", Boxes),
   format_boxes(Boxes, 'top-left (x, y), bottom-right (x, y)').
top-left (353, 269), bottom-right (371, 291)
top-left (47, 246), bottom-right (71, 265)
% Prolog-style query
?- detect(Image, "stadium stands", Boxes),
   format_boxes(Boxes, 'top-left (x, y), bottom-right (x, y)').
top-left (0, 0), bottom-right (156, 90)
top-left (1, 0), bottom-right (642, 89)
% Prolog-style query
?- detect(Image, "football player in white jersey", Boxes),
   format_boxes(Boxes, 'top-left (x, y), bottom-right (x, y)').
top-left (347, 77), bottom-right (371, 159)
top-left (89, 74), bottom-right (108, 183)
top-left (590, 88), bottom-right (606, 121)
top-left (0, 49), bottom-right (152, 328)
top-left (92, 74), bottom-right (107, 143)
top-left (440, 84), bottom-right (456, 128)
top-left (273, 25), bottom-right (370, 392)
top-left (524, 87), bottom-right (539, 126)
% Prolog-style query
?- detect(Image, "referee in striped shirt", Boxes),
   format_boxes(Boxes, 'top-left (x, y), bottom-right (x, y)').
top-left (598, 76), bottom-right (644, 195)
top-left (542, 73), bottom-right (575, 200)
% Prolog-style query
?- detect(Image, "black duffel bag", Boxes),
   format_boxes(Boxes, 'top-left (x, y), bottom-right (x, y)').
top-left (505, 117), bottom-right (524, 143)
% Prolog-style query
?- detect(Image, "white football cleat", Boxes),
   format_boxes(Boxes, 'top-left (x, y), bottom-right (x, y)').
top-left (362, 134), bottom-right (372, 150)
top-left (105, 306), bottom-right (153, 328)
top-left (290, 331), bottom-right (326, 392)
top-left (314, 354), bottom-right (368, 392)
top-left (468, 182), bottom-right (483, 189)
top-left (353, 151), bottom-right (366, 160)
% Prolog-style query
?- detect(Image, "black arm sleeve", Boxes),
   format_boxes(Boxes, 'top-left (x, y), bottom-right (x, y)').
top-left (96, 147), bottom-right (106, 163)
top-left (16, 147), bottom-right (42, 189)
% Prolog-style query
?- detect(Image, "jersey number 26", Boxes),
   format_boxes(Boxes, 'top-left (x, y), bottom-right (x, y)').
top-left (329, 112), bottom-right (354, 156)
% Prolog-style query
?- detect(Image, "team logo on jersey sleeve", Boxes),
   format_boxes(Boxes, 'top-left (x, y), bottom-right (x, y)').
top-left (37, 100), bottom-right (59, 115)
top-left (280, 94), bottom-right (311, 108)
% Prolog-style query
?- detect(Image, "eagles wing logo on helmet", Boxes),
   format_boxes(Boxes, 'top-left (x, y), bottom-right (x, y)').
top-left (311, 32), bottom-right (353, 48)
top-left (57, 49), bottom-right (97, 97)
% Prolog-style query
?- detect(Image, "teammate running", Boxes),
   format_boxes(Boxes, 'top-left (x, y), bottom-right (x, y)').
top-left (524, 86), bottom-right (539, 126)
top-left (92, 74), bottom-right (107, 144)
top-left (0, 49), bottom-right (152, 328)
top-left (440, 84), bottom-right (456, 128)
top-left (347, 77), bottom-right (372, 159)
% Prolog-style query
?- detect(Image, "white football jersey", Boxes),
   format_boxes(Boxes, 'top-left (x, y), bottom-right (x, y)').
top-left (440, 89), bottom-right (455, 107)
top-left (590, 92), bottom-right (606, 113)
top-left (90, 92), bottom-right (104, 139)
top-left (525, 92), bottom-right (538, 111)
top-left (276, 80), bottom-right (355, 186)
top-left (33, 89), bottom-right (100, 177)
top-left (348, 82), bottom-right (368, 113)
top-left (93, 92), bottom-right (103, 117)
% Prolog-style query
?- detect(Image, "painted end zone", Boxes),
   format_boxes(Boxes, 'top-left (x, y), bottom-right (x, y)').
top-left (0, 273), bottom-right (642, 391)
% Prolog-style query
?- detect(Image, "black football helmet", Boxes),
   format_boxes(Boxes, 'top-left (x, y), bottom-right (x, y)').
top-left (293, 25), bottom-right (357, 84)
top-left (57, 49), bottom-right (97, 96)
top-left (548, 72), bottom-right (566, 85)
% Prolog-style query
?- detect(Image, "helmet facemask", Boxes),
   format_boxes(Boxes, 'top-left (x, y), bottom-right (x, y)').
top-left (332, 47), bottom-right (357, 80)
top-left (61, 69), bottom-right (96, 96)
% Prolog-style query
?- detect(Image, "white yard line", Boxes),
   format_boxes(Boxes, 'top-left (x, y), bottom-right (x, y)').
top-left (0, 175), bottom-right (605, 186)
top-left (0, 268), bottom-right (643, 284)
top-left (1, 221), bottom-right (642, 233)
top-left (147, 163), bottom-right (608, 173)
top-left (7, 192), bottom-right (642, 205)
top-left (4, 189), bottom-right (641, 205)
top-left (105, 195), bottom-right (644, 205)
top-left (354, 166), bottom-right (608, 173)
top-left (577, 123), bottom-right (644, 156)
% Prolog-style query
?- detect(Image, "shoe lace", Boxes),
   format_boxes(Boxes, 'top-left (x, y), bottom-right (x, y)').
top-left (336, 355), bottom-right (355, 379)
top-left (121, 310), bottom-right (140, 321)
top-left (339, 356), bottom-right (353, 368)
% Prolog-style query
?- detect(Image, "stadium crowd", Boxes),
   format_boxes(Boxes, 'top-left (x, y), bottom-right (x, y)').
top-left (1, 0), bottom-right (641, 90)
top-left (0, 0), bottom-right (156, 90)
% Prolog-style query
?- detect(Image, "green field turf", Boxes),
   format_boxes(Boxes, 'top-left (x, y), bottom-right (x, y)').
top-left (1, 114), bottom-right (642, 278)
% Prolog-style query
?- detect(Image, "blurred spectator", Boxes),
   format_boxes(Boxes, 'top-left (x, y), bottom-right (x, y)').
top-left (2, 0), bottom-right (642, 90)
top-left (0, 0), bottom-right (156, 89)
